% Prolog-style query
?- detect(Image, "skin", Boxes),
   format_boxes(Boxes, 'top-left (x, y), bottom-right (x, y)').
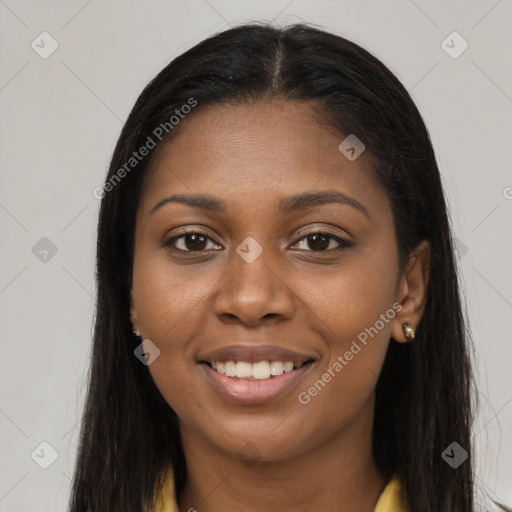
top-left (130, 99), bottom-right (430, 512)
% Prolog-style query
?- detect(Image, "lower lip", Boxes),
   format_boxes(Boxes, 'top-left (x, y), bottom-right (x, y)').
top-left (200, 362), bottom-right (314, 405)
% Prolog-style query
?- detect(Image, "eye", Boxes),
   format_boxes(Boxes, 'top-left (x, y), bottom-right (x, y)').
top-left (165, 231), bottom-right (222, 252)
top-left (292, 228), bottom-right (352, 252)
top-left (164, 228), bottom-right (352, 254)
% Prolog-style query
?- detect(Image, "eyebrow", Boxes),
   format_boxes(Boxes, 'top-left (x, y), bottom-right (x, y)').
top-left (149, 190), bottom-right (370, 219)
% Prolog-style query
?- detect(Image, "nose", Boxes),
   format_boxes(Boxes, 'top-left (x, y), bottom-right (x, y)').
top-left (214, 245), bottom-right (295, 327)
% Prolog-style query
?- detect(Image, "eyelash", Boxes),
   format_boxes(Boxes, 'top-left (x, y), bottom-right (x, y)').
top-left (164, 227), bottom-right (352, 254)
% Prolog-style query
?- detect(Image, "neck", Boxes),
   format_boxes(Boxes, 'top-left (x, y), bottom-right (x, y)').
top-left (177, 398), bottom-right (387, 512)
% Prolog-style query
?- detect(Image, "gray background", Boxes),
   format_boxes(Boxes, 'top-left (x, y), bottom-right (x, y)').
top-left (0, 0), bottom-right (511, 510)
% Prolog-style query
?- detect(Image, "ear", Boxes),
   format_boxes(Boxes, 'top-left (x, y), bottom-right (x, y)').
top-left (391, 240), bottom-right (430, 343)
top-left (130, 288), bottom-right (140, 335)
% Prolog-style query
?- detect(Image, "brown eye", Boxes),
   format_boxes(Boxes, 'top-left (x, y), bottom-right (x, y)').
top-left (293, 229), bottom-right (352, 252)
top-left (304, 233), bottom-right (331, 251)
top-left (165, 232), bottom-right (222, 252)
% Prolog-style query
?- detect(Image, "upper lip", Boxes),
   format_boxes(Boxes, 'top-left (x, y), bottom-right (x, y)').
top-left (198, 344), bottom-right (317, 366)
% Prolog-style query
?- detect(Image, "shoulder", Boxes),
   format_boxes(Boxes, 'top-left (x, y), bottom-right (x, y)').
top-left (152, 467), bottom-right (178, 512)
top-left (374, 475), bottom-right (409, 512)
top-left (152, 468), bottom-right (408, 512)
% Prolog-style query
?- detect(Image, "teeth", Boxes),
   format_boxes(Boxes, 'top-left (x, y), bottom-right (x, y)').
top-left (224, 360), bottom-right (236, 377)
top-left (283, 362), bottom-right (294, 372)
top-left (211, 360), bottom-right (300, 379)
top-left (253, 361), bottom-right (270, 380)
top-left (270, 361), bottom-right (283, 375)
top-left (235, 361), bottom-right (252, 378)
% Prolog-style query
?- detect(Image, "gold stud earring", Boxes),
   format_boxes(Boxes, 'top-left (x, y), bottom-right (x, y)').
top-left (402, 323), bottom-right (415, 341)
top-left (133, 328), bottom-right (141, 338)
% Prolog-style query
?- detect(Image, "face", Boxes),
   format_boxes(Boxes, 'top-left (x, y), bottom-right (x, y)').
top-left (130, 99), bottom-right (419, 462)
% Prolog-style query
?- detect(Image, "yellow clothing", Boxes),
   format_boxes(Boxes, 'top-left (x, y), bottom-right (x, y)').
top-left (153, 469), bottom-right (407, 512)
top-left (374, 476), bottom-right (407, 512)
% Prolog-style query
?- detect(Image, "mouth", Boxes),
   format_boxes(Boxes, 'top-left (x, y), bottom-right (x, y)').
top-left (200, 359), bottom-right (315, 380)
top-left (197, 344), bottom-right (317, 405)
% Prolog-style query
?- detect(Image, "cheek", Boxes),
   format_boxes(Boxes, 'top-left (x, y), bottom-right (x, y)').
top-left (131, 250), bottom-right (225, 414)
top-left (299, 241), bottom-right (398, 345)
top-left (132, 247), bottom-right (221, 344)
top-left (293, 247), bottom-right (398, 415)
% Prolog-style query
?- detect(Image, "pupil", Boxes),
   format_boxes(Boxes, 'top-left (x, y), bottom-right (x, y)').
top-left (183, 234), bottom-right (330, 251)
top-left (309, 234), bottom-right (329, 251)
top-left (186, 234), bottom-right (207, 251)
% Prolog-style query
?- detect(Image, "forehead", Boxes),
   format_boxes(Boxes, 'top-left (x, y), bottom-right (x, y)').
top-left (140, 99), bottom-right (383, 213)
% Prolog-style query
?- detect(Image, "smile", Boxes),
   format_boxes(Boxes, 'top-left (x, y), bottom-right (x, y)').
top-left (205, 359), bottom-right (312, 380)
top-left (197, 343), bottom-right (318, 404)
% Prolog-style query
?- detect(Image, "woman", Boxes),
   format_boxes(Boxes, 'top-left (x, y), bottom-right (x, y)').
top-left (68, 22), bottom-right (502, 511)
